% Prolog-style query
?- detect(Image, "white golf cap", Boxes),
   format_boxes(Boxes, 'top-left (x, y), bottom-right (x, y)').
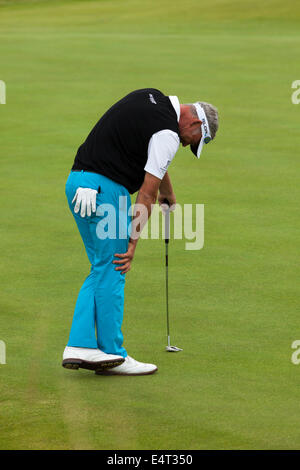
top-left (190, 103), bottom-right (212, 158)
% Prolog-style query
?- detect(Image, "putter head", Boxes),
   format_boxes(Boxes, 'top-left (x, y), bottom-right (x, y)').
top-left (166, 345), bottom-right (183, 352)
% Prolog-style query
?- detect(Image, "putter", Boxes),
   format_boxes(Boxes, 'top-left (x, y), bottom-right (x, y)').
top-left (163, 199), bottom-right (183, 352)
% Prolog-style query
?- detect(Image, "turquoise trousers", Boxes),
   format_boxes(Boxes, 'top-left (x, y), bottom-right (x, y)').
top-left (65, 170), bottom-right (131, 357)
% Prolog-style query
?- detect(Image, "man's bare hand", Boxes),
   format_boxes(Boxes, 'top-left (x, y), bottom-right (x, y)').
top-left (158, 192), bottom-right (176, 213)
top-left (113, 241), bottom-right (136, 274)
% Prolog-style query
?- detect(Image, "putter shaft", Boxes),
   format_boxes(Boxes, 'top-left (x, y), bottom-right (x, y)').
top-left (163, 200), bottom-right (183, 353)
top-left (164, 203), bottom-right (170, 344)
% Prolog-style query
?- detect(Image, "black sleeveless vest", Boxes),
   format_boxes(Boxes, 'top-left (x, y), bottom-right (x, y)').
top-left (72, 88), bottom-right (179, 194)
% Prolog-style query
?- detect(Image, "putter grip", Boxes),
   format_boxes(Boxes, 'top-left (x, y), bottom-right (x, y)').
top-left (163, 199), bottom-right (170, 243)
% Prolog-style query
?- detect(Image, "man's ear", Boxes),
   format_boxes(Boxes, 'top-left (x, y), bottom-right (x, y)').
top-left (191, 120), bottom-right (202, 136)
top-left (191, 119), bottom-right (202, 128)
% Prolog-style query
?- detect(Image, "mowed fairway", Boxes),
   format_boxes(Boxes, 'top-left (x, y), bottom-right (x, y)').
top-left (1, 0), bottom-right (300, 450)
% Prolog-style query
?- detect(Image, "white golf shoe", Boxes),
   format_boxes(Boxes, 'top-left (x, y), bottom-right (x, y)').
top-left (62, 346), bottom-right (125, 371)
top-left (95, 355), bottom-right (158, 376)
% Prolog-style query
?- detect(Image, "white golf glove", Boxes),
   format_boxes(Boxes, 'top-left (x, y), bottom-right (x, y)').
top-left (72, 187), bottom-right (97, 217)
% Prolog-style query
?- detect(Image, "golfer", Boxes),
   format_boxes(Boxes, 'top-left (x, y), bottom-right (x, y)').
top-left (63, 88), bottom-right (218, 376)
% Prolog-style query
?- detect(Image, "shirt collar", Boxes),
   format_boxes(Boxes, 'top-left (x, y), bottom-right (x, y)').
top-left (168, 96), bottom-right (180, 122)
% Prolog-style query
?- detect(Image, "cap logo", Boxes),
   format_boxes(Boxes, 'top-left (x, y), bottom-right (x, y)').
top-left (192, 103), bottom-right (212, 158)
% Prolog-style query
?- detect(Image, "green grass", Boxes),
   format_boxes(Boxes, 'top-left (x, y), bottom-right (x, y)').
top-left (1, 0), bottom-right (300, 450)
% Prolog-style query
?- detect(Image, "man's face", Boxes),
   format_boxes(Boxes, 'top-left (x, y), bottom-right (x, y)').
top-left (179, 119), bottom-right (202, 148)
